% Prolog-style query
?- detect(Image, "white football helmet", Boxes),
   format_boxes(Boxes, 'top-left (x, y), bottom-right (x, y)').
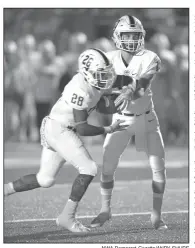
top-left (78, 49), bottom-right (116, 89)
top-left (112, 15), bottom-right (146, 53)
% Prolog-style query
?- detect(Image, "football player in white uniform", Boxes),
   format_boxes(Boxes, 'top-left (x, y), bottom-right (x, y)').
top-left (91, 15), bottom-right (168, 230)
top-left (4, 48), bottom-right (125, 233)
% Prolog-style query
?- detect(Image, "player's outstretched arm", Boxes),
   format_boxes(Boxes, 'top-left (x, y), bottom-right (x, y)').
top-left (73, 109), bottom-right (125, 136)
top-left (132, 74), bottom-right (154, 100)
top-left (110, 76), bottom-right (137, 111)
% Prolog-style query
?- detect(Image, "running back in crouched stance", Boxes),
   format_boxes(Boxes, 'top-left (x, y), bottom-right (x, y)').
top-left (4, 48), bottom-right (125, 233)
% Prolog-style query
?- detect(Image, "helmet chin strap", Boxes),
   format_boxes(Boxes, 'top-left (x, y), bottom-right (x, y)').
top-left (118, 43), bottom-right (137, 55)
top-left (119, 41), bottom-right (143, 55)
top-left (122, 49), bottom-right (137, 55)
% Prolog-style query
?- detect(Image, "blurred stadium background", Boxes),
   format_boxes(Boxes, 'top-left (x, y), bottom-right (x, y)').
top-left (4, 8), bottom-right (189, 146)
top-left (3, 8), bottom-right (189, 243)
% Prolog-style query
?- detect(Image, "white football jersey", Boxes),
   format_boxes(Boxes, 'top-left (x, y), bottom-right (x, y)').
top-left (49, 73), bottom-right (105, 126)
top-left (106, 49), bottom-right (161, 114)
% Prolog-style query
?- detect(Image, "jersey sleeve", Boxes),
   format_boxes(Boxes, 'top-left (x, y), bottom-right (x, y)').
top-left (140, 52), bottom-right (161, 78)
top-left (63, 87), bottom-right (91, 110)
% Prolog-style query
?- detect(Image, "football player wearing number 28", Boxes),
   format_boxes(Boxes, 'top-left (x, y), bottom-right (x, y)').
top-left (4, 48), bottom-right (126, 233)
top-left (91, 15), bottom-right (168, 230)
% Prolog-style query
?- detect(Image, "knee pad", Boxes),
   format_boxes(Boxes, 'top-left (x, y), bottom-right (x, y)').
top-left (79, 161), bottom-right (98, 177)
top-left (36, 173), bottom-right (55, 188)
top-left (153, 169), bottom-right (166, 183)
top-left (149, 156), bottom-right (166, 182)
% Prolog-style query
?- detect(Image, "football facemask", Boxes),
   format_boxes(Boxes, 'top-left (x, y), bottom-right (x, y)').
top-left (120, 32), bottom-right (144, 52)
top-left (89, 65), bottom-right (116, 89)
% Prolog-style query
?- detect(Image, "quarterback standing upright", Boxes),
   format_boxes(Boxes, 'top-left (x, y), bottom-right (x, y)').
top-left (4, 48), bottom-right (125, 233)
top-left (91, 15), bottom-right (168, 230)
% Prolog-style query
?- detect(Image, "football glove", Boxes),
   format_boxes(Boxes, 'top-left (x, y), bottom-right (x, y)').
top-left (111, 83), bottom-right (136, 112)
top-left (104, 119), bottom-right (127, 133)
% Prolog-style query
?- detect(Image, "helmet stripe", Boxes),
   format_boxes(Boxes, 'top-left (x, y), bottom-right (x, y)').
top-left (92, 48), bottom-right (109, 66)
top-left (128, 15), bottom-right (135, 27)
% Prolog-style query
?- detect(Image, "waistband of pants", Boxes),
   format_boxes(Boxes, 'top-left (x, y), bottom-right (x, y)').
top-left (118, 110), bottom-right (150, 117)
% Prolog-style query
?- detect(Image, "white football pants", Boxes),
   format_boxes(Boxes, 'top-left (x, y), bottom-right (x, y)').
top-left (37, 118), bottom-right (98, 187)
top-left (103, 109), bottom-right (165, 176)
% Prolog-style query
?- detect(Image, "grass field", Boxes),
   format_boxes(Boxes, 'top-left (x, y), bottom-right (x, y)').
top-left (4, 142), bottom-right (189, 243)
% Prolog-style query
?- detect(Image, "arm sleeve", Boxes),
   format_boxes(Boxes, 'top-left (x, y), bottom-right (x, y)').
top-left (141, 55), bottom-right (161, 78)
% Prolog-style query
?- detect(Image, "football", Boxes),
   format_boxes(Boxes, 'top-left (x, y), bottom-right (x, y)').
top-left (96, 95), bottom-right (118, 114)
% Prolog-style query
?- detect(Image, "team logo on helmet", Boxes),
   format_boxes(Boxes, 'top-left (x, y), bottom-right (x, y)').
top-left (78, 49), bottom-right (116, 90)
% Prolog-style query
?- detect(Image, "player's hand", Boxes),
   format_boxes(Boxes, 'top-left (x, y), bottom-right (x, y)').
top-left (114, 79), bottom-right (137, 111)
top-left (104, 120), bottom-right (128, 134)
top-left (113, 89), bottom-right (131, 113)
top-left (114, 84), bottom-right (135, 105)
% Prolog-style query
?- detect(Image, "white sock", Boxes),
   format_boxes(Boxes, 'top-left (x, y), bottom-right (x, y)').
top-left (100, 181), bottom-right (114, 212)
top-left (60, 199), bottom-right (79, 220)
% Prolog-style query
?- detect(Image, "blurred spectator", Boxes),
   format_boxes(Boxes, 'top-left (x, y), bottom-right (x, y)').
top-left (16, 34), bottom-right (39, 142)
top-left (68, 32), bottom-right (88, 54)
top-left (147, 32), bottom-right (188, 145)
top-left (4, 40), bottom-right (18, 67)
top-left (173, 43), bottom-right (189, 145)
top-left (57, 29), bottom-right (70, 54)
top-left (93, 37), bottom-right (115, 52)
top-left (4, 38), bottom-right (38, 142)
top-left (4, 41), bottom-right (19, 140)
top-left (18, 34), bottom-right (36, 60)
top-left (4, 9), bottom-right (189, 146)
top-left (34, 40), bottom-right (61, 138)
top-left (58, 32), bottom-right (88, 93)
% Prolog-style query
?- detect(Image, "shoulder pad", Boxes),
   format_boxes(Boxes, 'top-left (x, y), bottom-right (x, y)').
top-left (141, 50), bottom-right (161, 76)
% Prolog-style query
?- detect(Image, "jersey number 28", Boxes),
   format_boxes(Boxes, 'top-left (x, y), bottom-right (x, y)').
top-left (71, 93), bottom-right (84, 106)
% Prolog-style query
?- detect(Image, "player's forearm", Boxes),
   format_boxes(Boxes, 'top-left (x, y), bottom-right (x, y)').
top-left (132, 77), bottom-right (151, 100)
top-left (76, 123), bottom-right (105, 136)
top-left (132, 88), bottom-right (145, 100)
